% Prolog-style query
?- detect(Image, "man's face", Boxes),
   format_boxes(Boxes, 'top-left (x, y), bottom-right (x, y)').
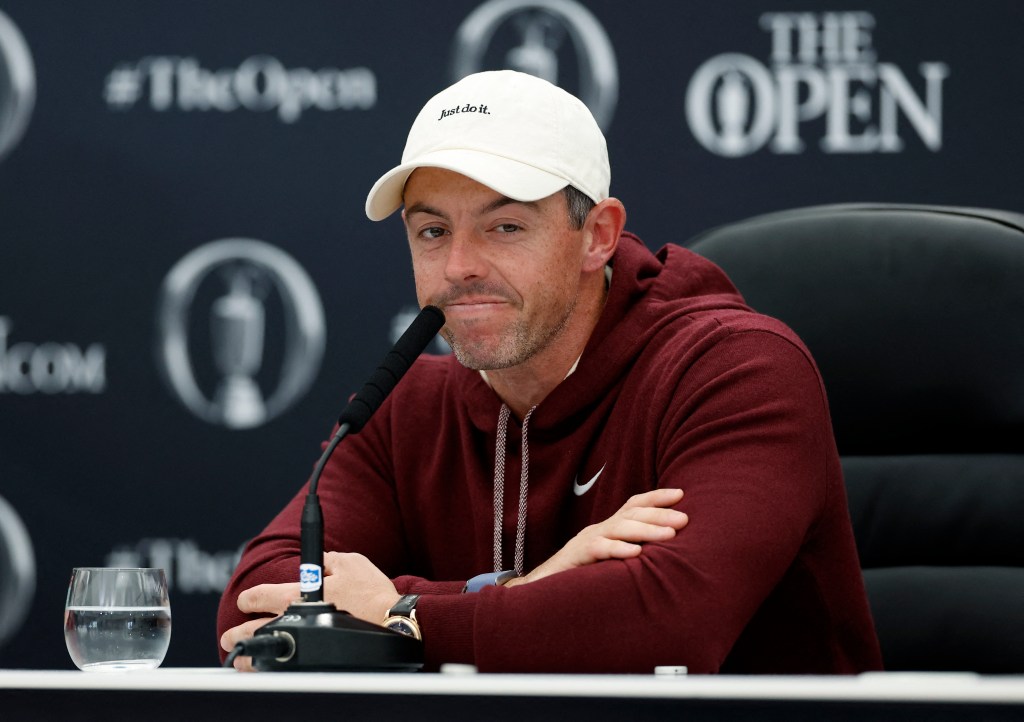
top-left (402, 168), bottom-right (587, 371)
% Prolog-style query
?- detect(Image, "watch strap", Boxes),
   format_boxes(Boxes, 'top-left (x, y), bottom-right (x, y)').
top-left (464, 570), bottom-right (517, 593)
top-left (387, 593), bottom-right (420, 617)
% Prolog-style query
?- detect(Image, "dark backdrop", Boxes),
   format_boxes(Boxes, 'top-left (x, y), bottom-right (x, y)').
top-left (0, 0), bottom-right (1021, 668)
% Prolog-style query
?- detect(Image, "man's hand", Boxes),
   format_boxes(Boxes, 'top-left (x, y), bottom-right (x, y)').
top-left (219, 552), bottom-right (400, 671)
top-left (219, 584), bottom-right (294, 672)
top-left (319, 551), bottom-right (401, 623)
top-left (505, 487), bottom-right (687, 587)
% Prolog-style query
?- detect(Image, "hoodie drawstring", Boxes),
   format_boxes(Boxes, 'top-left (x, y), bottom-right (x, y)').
top-left (492, 403), bottom-right (537, 576)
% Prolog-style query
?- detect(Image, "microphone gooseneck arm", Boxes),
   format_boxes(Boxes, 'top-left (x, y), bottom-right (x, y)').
top-left (299, 423), bottom-right (348, 603)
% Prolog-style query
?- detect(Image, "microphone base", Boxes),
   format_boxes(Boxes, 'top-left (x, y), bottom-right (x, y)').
top-left (252, 601), bottom-right (423, 672)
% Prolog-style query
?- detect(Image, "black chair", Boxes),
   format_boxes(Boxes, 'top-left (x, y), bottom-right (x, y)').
top-left (686, 203), bottom-right (1024, 673)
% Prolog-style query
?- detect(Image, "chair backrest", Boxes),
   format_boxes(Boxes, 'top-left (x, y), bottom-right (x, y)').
top-left (686, 203), bottom-right (1024, 673)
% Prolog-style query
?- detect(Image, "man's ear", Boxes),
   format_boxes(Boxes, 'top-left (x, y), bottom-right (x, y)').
top-left (581, 198), bottom-right (627, 273)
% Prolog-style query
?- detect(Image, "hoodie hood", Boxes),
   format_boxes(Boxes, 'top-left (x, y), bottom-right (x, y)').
top-left (458, 232), bottom-right (750, 434)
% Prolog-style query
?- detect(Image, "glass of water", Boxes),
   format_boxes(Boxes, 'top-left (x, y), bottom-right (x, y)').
top-left (64, 567), bottom-right (171, 672)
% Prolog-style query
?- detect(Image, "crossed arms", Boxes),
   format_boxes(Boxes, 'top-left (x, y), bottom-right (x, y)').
top-left (219, 487), bottom-right (687, 671)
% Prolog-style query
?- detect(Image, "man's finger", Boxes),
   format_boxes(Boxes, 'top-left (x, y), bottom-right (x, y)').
top-left (602, 518), bottom-right (681, 543)
top-left (621, 487), bottom-right (684, 511)
top-left (620, 507), bottom-right (689, 528)
top-left (220, 617), bottom-right (274, 652)
top-left (585, 537), bottom-right (643, 561)
top-left (237, 583), bottom-right (300, 614)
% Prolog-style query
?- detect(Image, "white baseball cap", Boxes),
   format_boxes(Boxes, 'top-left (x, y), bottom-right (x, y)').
top-left (365, 70), bottom-right (610, 221)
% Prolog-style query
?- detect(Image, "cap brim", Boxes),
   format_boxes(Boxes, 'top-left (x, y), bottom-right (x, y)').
top-left (364, 149), bottom-right (571, 221)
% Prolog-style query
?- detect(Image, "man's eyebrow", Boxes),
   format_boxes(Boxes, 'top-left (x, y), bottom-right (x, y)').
top-left (404, 202), bottom-right (449, 220)
top-left (479, 196), bottom-right (541, 215)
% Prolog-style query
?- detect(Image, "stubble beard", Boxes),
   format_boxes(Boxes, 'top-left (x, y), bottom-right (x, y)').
top-left (444, 294), bottom-right (578, 372)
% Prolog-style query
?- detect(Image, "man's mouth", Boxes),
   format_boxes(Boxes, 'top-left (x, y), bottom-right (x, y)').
top-left (443, 299), bottom-right (508, 316)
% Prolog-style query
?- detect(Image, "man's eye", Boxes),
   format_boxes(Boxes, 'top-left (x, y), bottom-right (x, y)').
top-left (421, 227), bottom-right (447, 239)
top-left (495, 223), bottom-right (521, 233)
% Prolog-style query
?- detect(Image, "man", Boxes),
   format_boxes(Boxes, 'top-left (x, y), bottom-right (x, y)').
top-left (218, 70), bottom-right (882, 674)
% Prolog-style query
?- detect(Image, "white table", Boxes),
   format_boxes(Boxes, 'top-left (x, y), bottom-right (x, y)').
top-left (1, 668), bottom-right (1023, 720)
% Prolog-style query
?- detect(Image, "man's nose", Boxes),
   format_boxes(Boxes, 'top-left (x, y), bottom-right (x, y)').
top-left (444, 231), bottom-right (488, 283)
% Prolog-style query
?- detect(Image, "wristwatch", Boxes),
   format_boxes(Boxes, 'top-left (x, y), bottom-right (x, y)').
top-left (382, 594), bottom-right (421, 640)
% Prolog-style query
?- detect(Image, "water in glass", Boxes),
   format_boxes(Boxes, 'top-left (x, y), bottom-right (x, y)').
top-left (64, 568), bottom-right (171, 672)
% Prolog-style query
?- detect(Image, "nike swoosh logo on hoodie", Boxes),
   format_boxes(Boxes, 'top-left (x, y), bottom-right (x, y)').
top-left (573, 464), bottom-right (607, 497)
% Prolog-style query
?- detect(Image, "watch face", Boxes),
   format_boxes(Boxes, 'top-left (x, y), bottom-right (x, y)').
top-left (385, 618), bottom-right (419, 639)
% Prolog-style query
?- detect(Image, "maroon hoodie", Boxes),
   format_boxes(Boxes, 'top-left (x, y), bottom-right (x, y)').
top-left (218, 232), bottom-right (883, 674)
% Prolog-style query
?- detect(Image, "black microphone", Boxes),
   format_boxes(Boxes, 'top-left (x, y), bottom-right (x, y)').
top-left (337, 304), bottom-right (445, 433)
top-left (243, 305), bottom-right (444, 672)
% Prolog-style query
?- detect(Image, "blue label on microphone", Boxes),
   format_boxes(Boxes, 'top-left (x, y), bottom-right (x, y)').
top-left (299, 563), bottom-right (322, 592)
